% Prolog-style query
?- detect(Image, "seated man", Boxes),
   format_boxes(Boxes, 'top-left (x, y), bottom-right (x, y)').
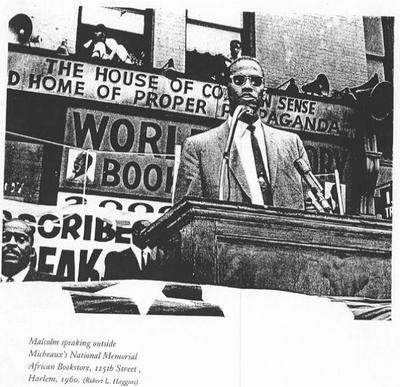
top-left (2, 219), bottom-right (59, 282)
top-left (174, 56), bottom-right (309, 209)
top-left (83, 24), bottom-right (134, 64)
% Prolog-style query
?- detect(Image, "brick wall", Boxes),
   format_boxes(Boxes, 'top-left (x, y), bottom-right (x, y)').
top-left (153, 9), bottom-right (186, 72)
top-left (255, 14), bottom-right (368, 91)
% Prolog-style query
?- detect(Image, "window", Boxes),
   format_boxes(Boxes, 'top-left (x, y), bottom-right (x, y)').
top-left (363, 17), bottom-right (394, 160)
top-left (76, 6), bottom-right (153, 68)
top-left (185, 10), bottom-right (254, 83)
top-left (363, 17), bottom-right (393, 83)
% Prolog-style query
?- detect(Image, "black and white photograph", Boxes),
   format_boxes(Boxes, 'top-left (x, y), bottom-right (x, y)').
top-left (0, 1), bottom-right (399, 386)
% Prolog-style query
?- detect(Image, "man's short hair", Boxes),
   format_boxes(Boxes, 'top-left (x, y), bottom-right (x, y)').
top-left (228, 56), bottom-right (265, 79)
top-left (3, 218), bottom-right (35, 245)
top-left (95, 24), bottom-right (107, 34)
top-left (230, 39), bottom-right (241, 49)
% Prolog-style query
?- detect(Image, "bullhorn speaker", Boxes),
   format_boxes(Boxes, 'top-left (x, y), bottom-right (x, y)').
top-left (8, 13), bottom-right (33, 44)
top-left (348, 74), bottom-right (393, 121)
top-left (277, 78), bottom-right (299, 96)
top-left (349, 73), bottom-right (379, 93)
top-left (160, 59), bottom-right (177, 79)
top-left (302, 74), bottom-right (330, 96)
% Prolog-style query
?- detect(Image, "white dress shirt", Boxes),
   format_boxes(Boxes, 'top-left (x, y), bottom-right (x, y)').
top-left (228, 116), bottom-right (270, 205)
top-left (1, 265), bottom-right (30, 282)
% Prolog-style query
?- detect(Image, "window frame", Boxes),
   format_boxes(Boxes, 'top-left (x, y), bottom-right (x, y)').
top-left (185, 11), bottom-right (255, 82)
top-left (76, 6), bottom-right (154, 69)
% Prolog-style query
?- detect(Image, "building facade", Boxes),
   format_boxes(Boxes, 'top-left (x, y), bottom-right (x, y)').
top-left (3, 4), bottom-right (394, 279)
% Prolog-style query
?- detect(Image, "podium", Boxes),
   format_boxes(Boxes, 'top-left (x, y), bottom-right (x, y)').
top-left (141, 199), bottom-right (391, 298)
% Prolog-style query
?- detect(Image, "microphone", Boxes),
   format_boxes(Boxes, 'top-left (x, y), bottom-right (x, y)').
top-left (294, 158), bottom-right (333, 214)
top-left (218, 105), bottom-right (251, 201)
top-left (222, 105), bottom-right (251, 157)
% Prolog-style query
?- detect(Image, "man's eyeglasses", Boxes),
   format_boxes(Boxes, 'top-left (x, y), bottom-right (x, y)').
top-left (230, 75), bottom-right (263, 87)
top-left (2, 232), bottom-right (30, 244)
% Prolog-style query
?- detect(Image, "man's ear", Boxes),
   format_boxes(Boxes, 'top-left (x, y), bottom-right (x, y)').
top-left (28, 248), bottom-right (37, 268)
top-left (223, 87), bottom-right (229, 100)
top-left (261, 89), bottom-right (268, 101)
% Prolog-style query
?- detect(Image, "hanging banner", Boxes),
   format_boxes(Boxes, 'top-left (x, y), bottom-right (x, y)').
top-left (2, 198), bottom-right (166, 282)
top-left (7, 52), bottom-right (225, 118)
top-left (8, 51), bottom-right (358, 139)
top-left (216, 94), bottom-right (357, 139)
top-left (260, 95), bottom-right (357, 139)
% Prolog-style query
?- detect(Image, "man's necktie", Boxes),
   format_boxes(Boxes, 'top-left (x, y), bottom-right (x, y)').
top-left (141, 250), bottom-right (146, 272)
top-left (247, 125), bottom-right (273, 205)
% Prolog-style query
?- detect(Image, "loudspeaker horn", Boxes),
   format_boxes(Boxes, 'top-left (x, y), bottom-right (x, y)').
top-left (302, 74), bottom-right (330, 96)
top-left (353, 80), bottom-right (393, 121)
top-left (8, 13), bottom-right (33, 44)
top-left (160, 59), bottom-right (177, 79)
top-left (277, 78), bottom-right (299, 96)
top-left (349, 73), bottom-right (379, 94)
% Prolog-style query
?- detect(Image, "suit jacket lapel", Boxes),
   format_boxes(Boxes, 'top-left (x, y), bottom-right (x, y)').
top-left (24, 267), bottom-right (37, 281)
top-left (217, 121), bottom-right (251, 200)
top-left (262, 123), bottom-right (278, 188)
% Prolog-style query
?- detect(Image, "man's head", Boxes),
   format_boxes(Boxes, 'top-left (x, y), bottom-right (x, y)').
top-left (230, 40), bottom-right (242, 60)
top-left (227, 56), bottom-right (265, 118)
top-left (131, 220), bottom-right (151, 249)
top-left (72, 152), bottom-right (93, 177)
top-left (94, 24), bottom-right (106, 41)
top-left (2, 219), bottom-right (35, 277)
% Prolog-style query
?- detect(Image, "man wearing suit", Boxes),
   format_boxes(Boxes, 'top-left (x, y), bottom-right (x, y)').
top-left (174, 56), bottom-right (309, 209)
top-left (103, 220), bottom-right (151, 280)
top-left (2, 219), bottom-right (58, 282)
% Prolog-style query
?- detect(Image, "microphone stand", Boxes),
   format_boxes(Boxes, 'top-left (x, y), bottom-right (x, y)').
top-left (218, 105), bottom-right (248, 201)
top-left (294, 158), bottom-right (333, 214)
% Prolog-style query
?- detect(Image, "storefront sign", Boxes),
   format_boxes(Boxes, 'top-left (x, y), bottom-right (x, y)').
top-left (59, 108), bottom-right (209, 199)
top-left (7, 52), bottom-right (224, 118)
top-left (259, 95), bottom-right (357, 139)
top-left (63, 108), bottom-right (207, 152)
top-left (8, 51), bottom-right (357, 140)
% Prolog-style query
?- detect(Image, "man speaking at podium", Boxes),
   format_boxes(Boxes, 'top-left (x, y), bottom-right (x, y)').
top-left (174, 56), bottom-right (309, 209)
